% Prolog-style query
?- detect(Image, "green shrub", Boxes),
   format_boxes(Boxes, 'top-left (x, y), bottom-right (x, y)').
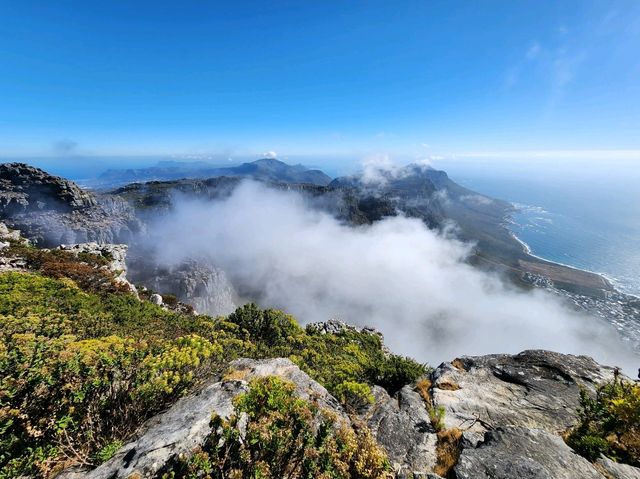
top-left (0, 245), bottom-right (428, 477)
top-left (567, 373), bottom-right (640, 466)
top-left (335, 381), bottom-right (375, 412)
top-left (227, 302), bottom-right (302, 347)
top-left (164, 376), bottom-right (392, 479)
top-left (94, 440), bottom-right (123, 464)
top-left (369, 354), bottom-right (428, 394)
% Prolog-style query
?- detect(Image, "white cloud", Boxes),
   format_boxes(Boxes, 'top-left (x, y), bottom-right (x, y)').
top-left (526, 41), bottom-right (541, 60)
top-left (263, 151), bottom-right (277, 159)
top-left (145, 181), bottom-right (637, 373)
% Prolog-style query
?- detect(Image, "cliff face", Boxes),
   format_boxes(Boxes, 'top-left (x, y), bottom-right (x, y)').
top-left (0, 163), bottom-right (142, 246)
top-left (58, 350), bottom-right (639, 479)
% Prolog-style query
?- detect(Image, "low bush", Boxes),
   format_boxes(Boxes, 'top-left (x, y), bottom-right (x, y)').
top-left (335, 381), bottom-right (375, 412)
top-left (567, 372), bottom-right (640, 466)
top-left (163, 376), bottom-right (392, 479)
top-left (0, 244), bottom-right (427, 477)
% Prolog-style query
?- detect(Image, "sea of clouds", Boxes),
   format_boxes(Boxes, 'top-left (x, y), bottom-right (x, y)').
top-left (145, 180), bottom-right (637, 372)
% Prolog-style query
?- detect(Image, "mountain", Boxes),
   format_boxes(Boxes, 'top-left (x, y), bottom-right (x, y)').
top-left (96, 158), bottom-right (332, 187)
top-left (0, 162), bottom-right (141, 246)
top-left (1, 164), bottom-right (639, 478)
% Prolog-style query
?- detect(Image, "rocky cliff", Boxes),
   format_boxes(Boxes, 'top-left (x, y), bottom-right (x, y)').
top-left (57, 350), bottom-right (640, 479)
top-left (0, 163), bottom-right (142, 246)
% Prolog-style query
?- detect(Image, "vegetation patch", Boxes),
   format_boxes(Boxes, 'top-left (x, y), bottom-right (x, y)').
top-left (0, 243), bottom-right (426, 477)
top-left (566, 372), bottom-right (640, 467)
top-left (433, 428), bottom-right (463, 478)
top-left (162, 376), bottom-right (392, 479)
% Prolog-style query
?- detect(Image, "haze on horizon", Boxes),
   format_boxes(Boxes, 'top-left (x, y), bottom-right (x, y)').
top-left (1, 0), bottom-right (639, 172)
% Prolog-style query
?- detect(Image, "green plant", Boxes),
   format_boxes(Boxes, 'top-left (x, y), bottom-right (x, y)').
top-left (0, 242), bottom-right (428, 477)
top-left (94, 440), bottom-right (123, 464)
top-left (566, 372), bottom-right (640, 466)
top-left (164, 376), bottom-right (392, 479)
top-left (334, 381), bottom-right (374, 412)
top-left (428, 406), bottom-right (446, 432)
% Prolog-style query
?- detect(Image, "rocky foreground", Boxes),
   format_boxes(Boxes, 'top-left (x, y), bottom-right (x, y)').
top-left (58, 351), bottom-right (639, 479)
top-left (2, 162), bottom-right (640, 478)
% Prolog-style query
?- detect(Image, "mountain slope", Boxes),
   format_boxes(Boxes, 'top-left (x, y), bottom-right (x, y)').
top-left (96, 158), bottom-right (332, 187)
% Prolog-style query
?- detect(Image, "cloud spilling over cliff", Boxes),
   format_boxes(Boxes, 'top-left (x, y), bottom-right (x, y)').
top-left (146, 181), bottom-right (637, 371)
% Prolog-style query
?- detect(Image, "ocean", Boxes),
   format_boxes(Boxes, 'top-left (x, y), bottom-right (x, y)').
top-left (434, 158), bottom-right (640, 297)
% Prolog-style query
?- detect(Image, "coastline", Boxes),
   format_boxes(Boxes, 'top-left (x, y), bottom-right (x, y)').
top-left (508, 226), bottom-right (640, 301)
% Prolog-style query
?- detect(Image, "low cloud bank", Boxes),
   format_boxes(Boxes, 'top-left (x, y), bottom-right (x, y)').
top-left (147, 181), bottom-right (637, 372)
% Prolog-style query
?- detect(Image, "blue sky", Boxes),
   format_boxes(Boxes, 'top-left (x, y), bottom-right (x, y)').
top-left (1, 0), bottom-right (639, 168)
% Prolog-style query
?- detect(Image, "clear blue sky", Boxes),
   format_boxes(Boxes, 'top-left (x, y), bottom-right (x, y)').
top-left (1, 0), bottom-right (639, 166)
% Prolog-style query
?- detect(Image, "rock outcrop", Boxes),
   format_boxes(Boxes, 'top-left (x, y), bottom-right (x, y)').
top-left (0, 162), bottom-right (96, 215)
top-left (431, 350), bottom-right (616, 439)
top-left (454, 426), bottom-right (603, 479)
top-left (58, 242), bottom-right (137, 295)
top-left (365, 385), bottom-right (438, 478)
top-left (55, 351), bottom-right (640, 479)
top-left (57, 358), bottom-right (347, 479)
top-left (0, 163), bottom-right (142, 246)
top-left (127, 259), bottom-right (237, 316)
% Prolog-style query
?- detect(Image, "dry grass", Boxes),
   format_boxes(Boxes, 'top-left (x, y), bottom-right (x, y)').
top-left (451, 358), bottom-right (465, 371)
top-left (415, 378), bottom-right (432, 406)
top-left (437, 380), bottom-right (460, 391)
top-left (223, 368), bottom-right (249, 381)
top-left (434, 427), bottom-right (463, 477)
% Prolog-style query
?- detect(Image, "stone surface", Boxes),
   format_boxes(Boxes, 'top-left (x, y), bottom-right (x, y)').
top-left (58, 242), bottom-right (137, 295)
top-left (596, 456), bottom-right (640, 479)
top-left (58, 380), bottom-right (247, 479)
top-left (149, 293), bottom-right (163, 305)
top-left (0, 163), bottom-right (142, 247)
top-left (365, 385), bottom-right (438, 478)
top-left (128, 258), bottom-right (237, 317)
top-left (431, 350), bottom-right (617, 436)
top-left (454, 426), bottom-right (603, 479)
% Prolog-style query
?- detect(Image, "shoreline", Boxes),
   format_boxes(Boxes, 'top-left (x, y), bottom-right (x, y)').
top-left (508, 229), bottom-right (640, 300)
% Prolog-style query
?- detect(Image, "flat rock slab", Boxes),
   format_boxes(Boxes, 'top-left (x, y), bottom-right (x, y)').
top-left (454, 427), bottom-right (603, 479)
top-left (431, 350), bottom-right (616, 435)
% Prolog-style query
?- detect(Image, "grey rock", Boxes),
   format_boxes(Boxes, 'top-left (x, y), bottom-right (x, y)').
top-left (596, 455), bottom-right (640, 479)
top-left (0, 162), bottom-right (96, 215)
top-left (431, 349), bottom-right (618, 435)
top-left (58, 380), bottom-right (247, 479)
top-left (306, 319), bottom-right (391, 355)
top-left (365, 385), bottom-right (438, 478)
top-left (0, 163), bottom-right (142, 247)
top-left (129, 259), bottom-right (237, 317)
top-left (58, 242), bottom-right (137, 295)
top-left (59, 242), bottom-right (129, 273)
top-left (149, 293), bottom-right (163, 306)
top-left (454, 426), bottom-right (603, 479)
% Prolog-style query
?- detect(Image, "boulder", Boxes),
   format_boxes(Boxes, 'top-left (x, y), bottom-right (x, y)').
top-left (596, 456), bottom-right (640, 479)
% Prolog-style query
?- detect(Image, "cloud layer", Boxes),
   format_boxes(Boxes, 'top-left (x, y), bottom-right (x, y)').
top-left (146, 181), bottom-right (637, 372)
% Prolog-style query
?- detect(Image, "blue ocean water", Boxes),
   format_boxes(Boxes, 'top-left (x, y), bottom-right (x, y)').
top-left (436, 159), bottom-right (640, 297)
